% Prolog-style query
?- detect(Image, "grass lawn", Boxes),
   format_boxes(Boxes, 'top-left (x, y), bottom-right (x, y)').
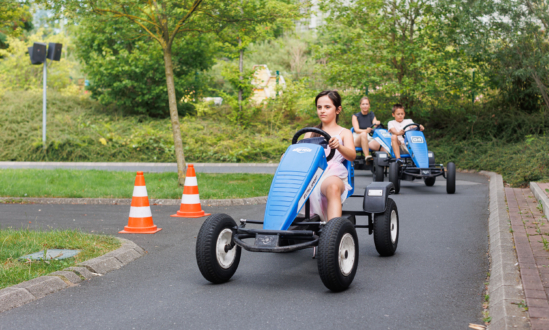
top-left (0, 229), bottom-right (120, 289)
top-left (0, 169), bottom-right (273, 199)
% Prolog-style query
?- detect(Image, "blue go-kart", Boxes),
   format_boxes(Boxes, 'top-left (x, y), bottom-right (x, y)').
top-left (351, 125), bottom-right (393, 183)
top-left (386, 123), bottom-right (456, 194)
top-left (196, 128), bottom-right (399, 292)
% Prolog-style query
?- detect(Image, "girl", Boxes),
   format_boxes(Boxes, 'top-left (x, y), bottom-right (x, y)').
top-left (304, 90), bottom-right (356, 222)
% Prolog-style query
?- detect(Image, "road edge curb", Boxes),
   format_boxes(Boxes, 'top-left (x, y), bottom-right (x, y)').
top-left (0, 196), bottom-right (268, 206)
top-left (529, 182), bottom-right (549, 220)
top-left (0, 237), bottom-right (144, 314)
top-left (479, 171), bottom-right (530, 329)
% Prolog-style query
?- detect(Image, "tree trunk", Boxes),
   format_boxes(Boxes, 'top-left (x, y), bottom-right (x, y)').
top-left (163, 47), bottom-right (187, 187)
top-left (238, 38), bottom-right (243, 113)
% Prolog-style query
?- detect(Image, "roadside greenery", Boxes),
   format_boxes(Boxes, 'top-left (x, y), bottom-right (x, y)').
top-left (0, 228), bottom-right (120, 289)
top-left (0, 169), bottom-right (273, 199)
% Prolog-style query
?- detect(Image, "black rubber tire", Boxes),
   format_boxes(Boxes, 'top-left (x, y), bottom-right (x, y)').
top-left (196, 213), bottom-right (241, 284)
top-left (373, 198), bottom-right (399, 256)
top-left (388, 162), bottom-right (401, 194)
top-left (424, 177), bottom-right (436, 186)
top-left (317, 217), bottom-right (359, 292)
top-left (446, 162), bottom-right (456, 194)
top-left (374, 164), bottom-right (384, 182)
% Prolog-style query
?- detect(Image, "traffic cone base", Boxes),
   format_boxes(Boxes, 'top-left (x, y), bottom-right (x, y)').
top-left (171, 164), bottom-right (210, 218)
top-left (120, 171), bottom-right (161, 234)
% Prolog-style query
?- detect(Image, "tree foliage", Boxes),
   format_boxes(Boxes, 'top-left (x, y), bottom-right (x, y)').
top-left (316, 0), bottom-right (481, 114)
top-left (75, 17), bottom-right (215, 117)
top-left (438, 0), bottom-right (549, 113)
top-left (0, 1), bottom-right (33, 49)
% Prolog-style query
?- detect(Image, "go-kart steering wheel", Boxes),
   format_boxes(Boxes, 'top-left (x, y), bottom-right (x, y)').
top-left (369, 123), bottom-right (385, 136)
top-left (292, 127), bottom-right (336, 161)
top-left (402, 123), bottom-right (421, 131)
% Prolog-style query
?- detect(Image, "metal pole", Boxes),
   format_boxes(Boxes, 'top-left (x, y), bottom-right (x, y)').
top-left (43, 60), bottom-right (47, 148)
top-left (472, 70), bottom-right (475, 105)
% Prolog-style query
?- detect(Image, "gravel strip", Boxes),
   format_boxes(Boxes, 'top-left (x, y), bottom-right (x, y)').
top-left (0, 237), bottom-right (143, 313)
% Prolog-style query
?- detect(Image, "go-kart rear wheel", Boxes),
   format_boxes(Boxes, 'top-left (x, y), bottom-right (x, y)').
top-left (317, 217), bottom-right (358, 292)
top-left (424, 177), bottom-right (436, 186)
top-left (374, 164), bottom-right (384, 182)
top-left (389, 162), bottom-right (401, 194)
top-left (196, 213), bottom-right (241, 284)
top-left (373, 198), bottom-right (399, 256)
top-left (446, 162), bottom-right (456, 194)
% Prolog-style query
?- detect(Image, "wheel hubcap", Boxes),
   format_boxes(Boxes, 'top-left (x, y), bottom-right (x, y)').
top-left (338, 233), bottom-right (356, 276)
top-left (390, 210), bottom-right (398, 244)
top-left (216, 228), bottom-right (236, 269)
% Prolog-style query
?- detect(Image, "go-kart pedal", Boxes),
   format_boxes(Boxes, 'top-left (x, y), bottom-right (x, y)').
top-left (195, 127), bottom-right (401, 292)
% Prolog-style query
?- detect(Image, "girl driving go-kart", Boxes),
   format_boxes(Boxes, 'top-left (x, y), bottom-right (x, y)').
top-left (302, 90), bottom-right (356, 222)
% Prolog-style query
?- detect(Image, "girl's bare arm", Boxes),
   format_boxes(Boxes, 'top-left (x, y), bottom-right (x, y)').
top-left (335, 129), bottom-right (356, 161)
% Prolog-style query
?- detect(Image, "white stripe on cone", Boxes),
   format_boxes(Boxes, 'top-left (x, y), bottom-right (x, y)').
top-left (132, 186), bottom-right (148, 197)
top-left (129, 206), bottom-right (152, 218)
top-left (182, 194), bottom-right (200, 204)
top-left (184, 176), bottom-right (198, 186)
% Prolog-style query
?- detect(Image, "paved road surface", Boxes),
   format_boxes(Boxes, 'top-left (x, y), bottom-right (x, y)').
top-left (0, 172), bottom-right (489, 329)
top-left (0, 162), bottom-right (278, 174)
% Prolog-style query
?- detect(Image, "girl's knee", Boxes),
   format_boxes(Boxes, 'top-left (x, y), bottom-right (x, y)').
top-left (326, 183), bottom-right (341, 197)
top-left (391, 135), bottom-right (398, 141)
top-left (360, 132), bottom-right (368, 139)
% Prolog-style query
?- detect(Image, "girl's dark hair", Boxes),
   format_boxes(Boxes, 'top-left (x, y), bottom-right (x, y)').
top-left (311, 90), bottom-right (342, 137)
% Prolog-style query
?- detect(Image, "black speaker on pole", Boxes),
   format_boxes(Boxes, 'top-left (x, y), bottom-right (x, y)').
top-left (47, 43), bottom-right (62, 61)
top-left (28, 42), bottom-right (47, 65)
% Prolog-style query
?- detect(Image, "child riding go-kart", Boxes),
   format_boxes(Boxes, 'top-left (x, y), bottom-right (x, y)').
top-left (195, 127), bottom-right (400, 292)
top-left (351, 124), bottom-right (392, 182)
top-left (387, 123), bottom-right (456, 194)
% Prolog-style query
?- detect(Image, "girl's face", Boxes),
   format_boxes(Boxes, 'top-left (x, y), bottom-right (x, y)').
top-left (316, 95), bottom-right (341, 124)
top-left (360, 99), bottom-right (370, 113)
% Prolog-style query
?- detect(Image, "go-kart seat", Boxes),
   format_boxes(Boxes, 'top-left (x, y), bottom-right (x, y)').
top-left (343, 159), bottom-right (355, 197)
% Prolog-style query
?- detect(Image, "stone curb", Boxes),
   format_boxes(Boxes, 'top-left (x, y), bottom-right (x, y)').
top-left (529, 182), bottom-right (549, 220)
top-left (0, 196), bottom-right (268, 206)
top-left (0, 237), bottom-right (144, 313)
top-left (479, 171), bottom-right (530, 329)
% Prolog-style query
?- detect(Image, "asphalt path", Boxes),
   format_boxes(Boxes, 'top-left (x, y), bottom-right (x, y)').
top-left (0, 162), bottom-right (278, 174)
top-left (0, 171), bottom-right (489, 330)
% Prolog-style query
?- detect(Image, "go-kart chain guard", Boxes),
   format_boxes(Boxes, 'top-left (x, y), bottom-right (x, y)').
top-left (232, 227), bottom-right (320, 253)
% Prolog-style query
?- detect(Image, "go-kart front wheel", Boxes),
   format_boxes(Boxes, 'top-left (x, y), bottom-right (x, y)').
top-left (317, 217), bottom-right (359, 292)
top-left (446, 162), bottom-right (456, 194)
top-left (373, 198), bottom-right (399, 256)
top-left (424, 177), bottom-right (436, 186)
top-left (389, 162), bottom-right (401, 194)
top-left (196, 213), bottom-right (241, 284)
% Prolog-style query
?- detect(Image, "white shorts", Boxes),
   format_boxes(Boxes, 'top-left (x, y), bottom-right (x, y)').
top-left (353, 132), bottom-right (374, 143)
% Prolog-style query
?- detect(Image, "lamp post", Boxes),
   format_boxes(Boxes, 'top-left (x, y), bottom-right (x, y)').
top-left (28, 42), bottom-right (63, 148)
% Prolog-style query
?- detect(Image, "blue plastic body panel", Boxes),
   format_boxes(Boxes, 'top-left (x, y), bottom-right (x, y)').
top-left (404, 131), bottom-right (429, 168)
top-left (372, 128), bottom-right (393, 155)
top-left (344, 159), bottom-right (355, 197)
top-left (263, 144), bottom-right (327, 230)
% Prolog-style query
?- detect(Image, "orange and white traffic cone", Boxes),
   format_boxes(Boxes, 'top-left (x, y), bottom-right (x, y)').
top-left (171, 164), bottom-right (211, 218)
top-left (119, 171), bottom-right (162, 234)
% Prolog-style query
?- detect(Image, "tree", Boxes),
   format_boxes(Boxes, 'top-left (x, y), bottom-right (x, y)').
top-left (74, 16), bottom-right (215, 117)
top-left (38, 0), bottom-right (226, 186)
top-left (316, 0), bottom-right (479, 114)
top-left (213, 0), bottom-right (301, 114)
top-left (437, 0), bottom-right (549, 113)
top-left (0, 1), bottom-right (33, 50)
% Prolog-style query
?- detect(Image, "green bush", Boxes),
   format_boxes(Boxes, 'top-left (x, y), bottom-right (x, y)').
top-left (75, 17), bottom-right (215, 117)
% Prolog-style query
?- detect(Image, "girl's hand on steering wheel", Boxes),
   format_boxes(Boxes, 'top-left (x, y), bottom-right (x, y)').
top-left (328, 137), bottom-right (340, 150)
